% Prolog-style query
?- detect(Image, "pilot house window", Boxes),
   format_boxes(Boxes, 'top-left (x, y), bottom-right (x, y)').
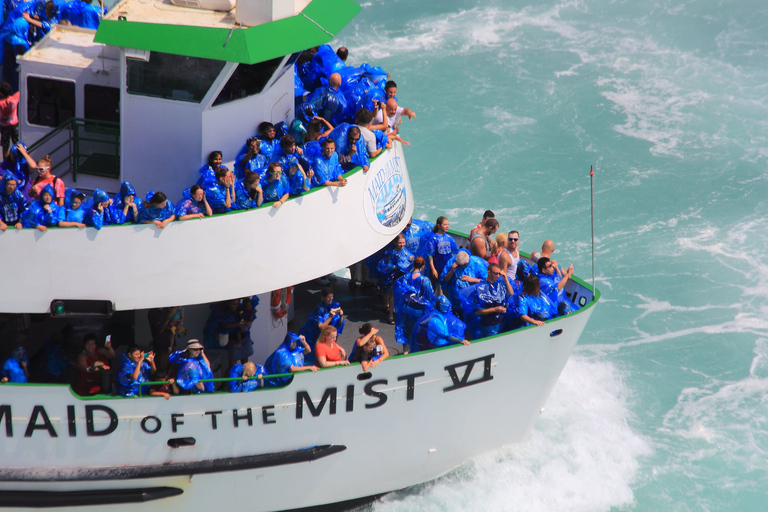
top-left (212, 57), bottom-right (285, 107)
top-left (27, 77), bottom-right (76, 128)
top-left (127, 52), bottom-right (225, 103)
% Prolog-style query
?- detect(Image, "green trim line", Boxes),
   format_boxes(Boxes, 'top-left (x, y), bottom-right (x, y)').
top-left (94, 0), bottom-right (361, 64)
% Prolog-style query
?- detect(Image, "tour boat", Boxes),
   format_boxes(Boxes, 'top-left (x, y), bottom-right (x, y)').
top-left (0, 0), bottom-right (600, 510)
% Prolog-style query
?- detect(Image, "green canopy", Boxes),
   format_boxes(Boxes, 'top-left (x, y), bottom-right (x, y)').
top-left (94, 0), bottom-right (361, 64)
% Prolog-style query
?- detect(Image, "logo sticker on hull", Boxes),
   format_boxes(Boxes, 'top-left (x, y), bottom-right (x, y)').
top-left (364, 154), bottom-right (408, 234)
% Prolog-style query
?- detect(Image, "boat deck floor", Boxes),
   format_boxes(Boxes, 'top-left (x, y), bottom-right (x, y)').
top-left (289, 276), bottom-right (404, 358)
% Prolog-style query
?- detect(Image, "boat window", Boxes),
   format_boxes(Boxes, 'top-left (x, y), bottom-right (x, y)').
top-left (26, 77), bottom-right (76, 128)
top-left (212, 56), bottom-right (284, 107)
top-left (127, 52), bottom-right (225, 103)
top-left (84, 85), bottom-right (120, 124)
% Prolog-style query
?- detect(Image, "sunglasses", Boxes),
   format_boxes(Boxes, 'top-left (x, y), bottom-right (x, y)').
top-left (509, 238), bottom-right (519, 241)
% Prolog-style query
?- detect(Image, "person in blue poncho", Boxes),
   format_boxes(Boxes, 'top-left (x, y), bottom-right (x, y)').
top-left (378, 234), bottom-right (415, 324)
top-left (228, 361), bottom-right (266, 393)
top-left (257, 122), bottom-right (280, 162)
top-left (22, 183), bottom-right (59, 231)
top-left (402, 217), bottom-right (434, 259)
top-left (110, 181), bottom-right (142, 224)
top-left (260, 162), bottom-right (289, 208)
top-left (427, 216), bottom-right (458, 293)
top-left (59, 0), bottom-right (104, 29)
top-left (298, 287), bottom-right (345, 352)
top-left (197, 151), bottom-right (228, 188)
top-left (169, 339), bottom-right (214, 394)
top-left (393, 256), bottom-right (436, 354)
top-left (138, 191), bottom-right (175, 228)
top-left (1, 345), bottom-right (29, 383)
top-left (311, 138), bottom-right (347, 188)
top-left (235, 137), bottom-right (269, 179)
top-left (205, 167), bottom-right (237, 214)
top-left (116, 345), bottom-right (155, 397)
top-left (469, 263), bottom-right (515, 339)
top-left (410, 296), bottom-right (470, 353)
top-left (331, 124), bottom-right (369, 172)
top-left (2, 1), bottom-right (59, 89)
top-left (440, 249), bottom-right (488, 316)
top-left (506, 274), bottom-right (557, 329)
top-left (235, 171), bottom-right (263, 209)
top-left (270, 134), bottom-right (304, 165)
top-left (0, 143), bottom-right (31, 194)
top-left (176, 184), bottom-right (212, 220)
top-left (84, 188), bottom-right (114, 229)
top-left (264, 332), bottom-right (317, 387)
top-left (284, 164), bottom-right (312, 196)
top-left (57, 190), bottom-right (86, 228)
top-left (0, 172), bottom-right (26, 231)
top-left (307, 72), bottom-right (347, 126)
top-left (536, 257), bottom-right (579, 315)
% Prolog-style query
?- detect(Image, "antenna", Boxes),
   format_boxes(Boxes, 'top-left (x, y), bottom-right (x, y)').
top-left (590, 165), bottom-right (596, 301)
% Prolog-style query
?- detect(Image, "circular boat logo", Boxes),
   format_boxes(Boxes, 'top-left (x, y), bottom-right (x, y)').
top-left (364, 155), bottom-right (407, 234)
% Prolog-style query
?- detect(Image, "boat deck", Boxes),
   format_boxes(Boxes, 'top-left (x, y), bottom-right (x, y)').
top-left (290, 276), bottom-right (403, 358)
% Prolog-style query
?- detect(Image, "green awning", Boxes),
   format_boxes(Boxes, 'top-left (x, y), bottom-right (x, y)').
top-left (94, 0), bottom-right (361, 64)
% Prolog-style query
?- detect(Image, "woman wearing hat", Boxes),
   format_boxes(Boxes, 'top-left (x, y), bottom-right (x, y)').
top-left (169, 339), bottom-right (214, 394)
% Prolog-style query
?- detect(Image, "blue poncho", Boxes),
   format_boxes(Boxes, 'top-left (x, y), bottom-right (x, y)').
top-left (507, 293), bottom-right (558, 328)
top-left (538, 271), bottom-right (580, 316)
top-left (264, 333), bottom-right (308, 387)
top-left (110, 182), bottom-right (143, 224)
top-left (138, 198), bottom-right (175, 223)
top-left (60, 0), bottom-right (103, 28)
top-left (22, 184), bottom-right (59, 228)
top-left (258, 138), bottom-right (280, 162)
top-left (169, 350), bottom-right (214, 392)
top-left (260, 174), bottom-right (290, 203)
top-left (175, 197), bottom-right (206, 217)
top-left (2, 353), bottom-right (28, 383)
top-left (0, 144), bottom-right (31, 191)
top-left (329, 123), bottom-right (369, 170)
top-left (307, 84), bottom-right (348, 126)
top-left (393, 272), bottom-right (436, 346)
top-left (115, 354), bottom-right (152, 397)
top-left (468, 278), bottom-right (511, 339)
top-left (205, 182), bottom-right (233, 214)
top-left (228, 363), bottom-right (267, 393)
top-left (234, 145), bottom-right (269, 180)
top-left (410, 308), bottom-right (467, 353)
top-left (84, 189), bottom-right (112, 229)
top-left (298, 301), bottom-right (345, 348)
top-left (311, 152), bottom-right (343, 187)
top-left (377, 246), bottom-right (414, 287)
top-left (439, 250), bottom-right (489, 310)
top-left (403, 219), bottom-right (434, 259)
top-left (285, 167), bottom-right (310, 196)
top-left (0, 172), bottom-right (27, 225)
top-left (427, 232), bottom-right (459, 277)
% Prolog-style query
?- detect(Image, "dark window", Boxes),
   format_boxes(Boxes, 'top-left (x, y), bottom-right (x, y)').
top-left (127, 52), bottom-right (225, 103)
top-left (27, 77), bottom-right (75, 127)
top-left (212, 56), bottom-right (284, 107)
top-left (84, 85), bottom-right (120, 123)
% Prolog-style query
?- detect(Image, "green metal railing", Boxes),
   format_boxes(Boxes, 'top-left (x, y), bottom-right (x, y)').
top-left (27, 117), bottom-right (120, 183)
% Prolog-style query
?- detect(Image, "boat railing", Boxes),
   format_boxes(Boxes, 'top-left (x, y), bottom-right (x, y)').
top-left (26, 117), bottom-right (121, 183)
top-left (136, 372), bottom-right (295, 397)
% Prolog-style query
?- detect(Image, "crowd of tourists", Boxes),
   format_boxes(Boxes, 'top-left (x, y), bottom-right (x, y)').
top-left (0, 43), bottom-right (417, 232)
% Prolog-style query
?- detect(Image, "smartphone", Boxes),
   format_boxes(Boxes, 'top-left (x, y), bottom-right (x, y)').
top-left (143, 352), bottom-right (150, 359)
top-left (105, 334), bottom-right (111, 344)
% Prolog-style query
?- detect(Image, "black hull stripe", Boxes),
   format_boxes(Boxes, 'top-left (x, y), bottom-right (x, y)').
top-left (0, 445), bottom-right (346, 482)
top-left (0, 487), bottom-right (183, 507)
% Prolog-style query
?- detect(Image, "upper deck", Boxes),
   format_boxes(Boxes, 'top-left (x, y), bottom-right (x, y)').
top-left (0, 145), bottom-right (413, 314)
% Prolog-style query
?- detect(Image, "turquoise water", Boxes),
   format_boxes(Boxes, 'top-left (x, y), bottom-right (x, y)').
top-left (336, 0), bottom-right (768, 510)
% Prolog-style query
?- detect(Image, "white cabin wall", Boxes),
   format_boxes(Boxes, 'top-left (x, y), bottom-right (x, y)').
top-left (119, 91), bottom-right (203, 200)
top-left (19, 62), bottom-right (119, 148)
top-left (201, 68), bottom-right (295, 164)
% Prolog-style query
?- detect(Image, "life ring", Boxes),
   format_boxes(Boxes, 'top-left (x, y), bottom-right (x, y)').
top-left (271, 287), bottom-right (293, 318)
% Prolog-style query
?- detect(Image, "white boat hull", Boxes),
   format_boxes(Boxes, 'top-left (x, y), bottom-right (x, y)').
top-left (0, 144), bottom-right (413, 314)
top-left (0, 297), bottom-right (595, 511)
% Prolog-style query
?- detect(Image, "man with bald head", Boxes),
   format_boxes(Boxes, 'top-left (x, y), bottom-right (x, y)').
top-left (308, 72), bottom-right (347, 126)
top-left (530, 240), bottom-right (556, 265)
top-left (372, 98), bottom-right (416, 145)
